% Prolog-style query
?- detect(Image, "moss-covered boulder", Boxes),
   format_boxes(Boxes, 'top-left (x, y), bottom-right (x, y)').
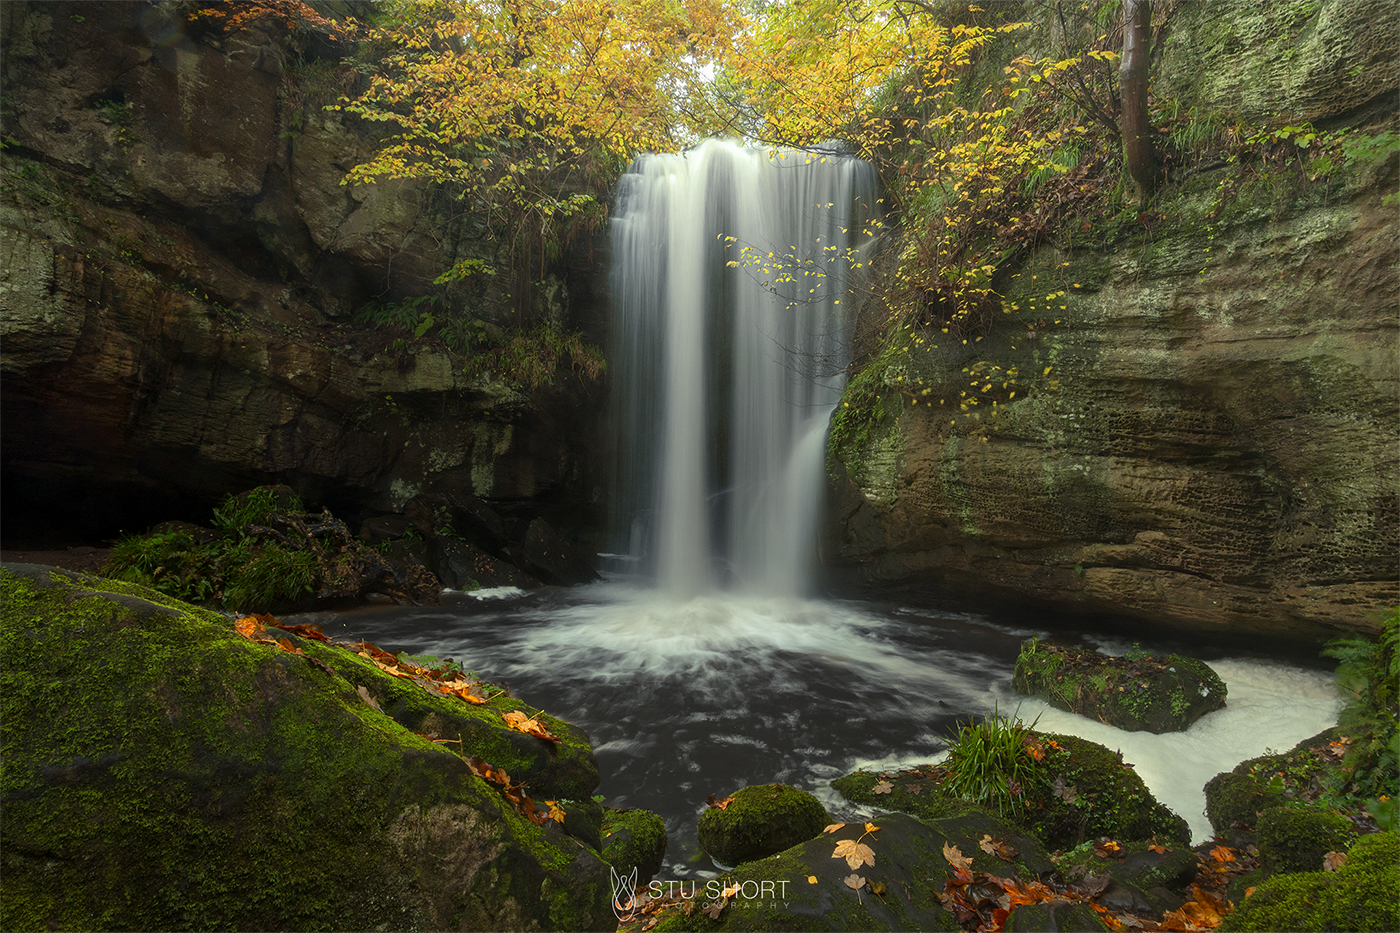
top-left (1202, 729), bottom-right (1342, 835)
top-left (1255, 808), bottom-right (1352, 876)
top-left (602, 808), bottom-right (668, 883)
top-left (1013, 639), bottom-right (1226, 733)
top-left (653, 811), bottom-right (1055, 932)
top-left (0, 565), bottom-right (611, 931)
top-left (697, 784), bottom-right (830, 867)
top-left (1219, 831), bottom-right (1399, 933)
top-left (834, 733), bottom-right (1189, 851)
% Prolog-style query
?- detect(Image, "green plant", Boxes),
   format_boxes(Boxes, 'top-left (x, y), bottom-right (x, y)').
top-left (1322, 608), bottom-right (1399, 802)
top-left (105, 530), bottom-right (219, 604)
top-left (941, 708), bottom-right (1046, 816)
top-left (1125, 642), bottom-right (1151, 662)
top-left (212, 487), bottom-right (303, 533)
top-left (220, 543), bottom-right (317, 613)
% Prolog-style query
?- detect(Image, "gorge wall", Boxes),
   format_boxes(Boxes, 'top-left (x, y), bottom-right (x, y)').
top-left (1, 1), bottom-right (606, 545)
top-left (826, 0), bottom-right (1399, 640)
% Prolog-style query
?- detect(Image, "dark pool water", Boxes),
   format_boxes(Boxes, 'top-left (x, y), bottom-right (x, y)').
top-left (297, 582), bottom-right (1339, 877)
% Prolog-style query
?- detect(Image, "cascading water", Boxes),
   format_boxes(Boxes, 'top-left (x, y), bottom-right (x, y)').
top-left (609, 140), bottom-right (876, 598)
top-left (306, 140), bottom-right (1344, 880)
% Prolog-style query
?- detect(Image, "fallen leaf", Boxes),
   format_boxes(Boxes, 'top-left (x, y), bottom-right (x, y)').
top-left (1079, 873), bottom-right (1111, 897)
top-left (546, 800), bottom-right (566, 824)
top-left (234, 616), bottom-right (264, 639)
top-left (1210, 845), bottom-right (1236, 864)
top-left (942, 842), bottom-right (973, 873)
top-left (905, 783), bottom-right (923, 795)
top-left (823, 822), bottom-right (847, 833)
top-left (807, 875), bottom-right (818, 884)
top-left (1148, 839), bottom-right (1169, 854)
top-left (703, 895), bottom-right (728, 920)
top-left (844, 873), bottom-right (866, 890)
top-left (872, 780), bottom-right (894, 794)
top-left (357, 684), bottom-right (381, 711)
top-left (863, 822), bottom-right (881, 833)
top-left (708, 795), bottom-right (736, 810)
top-left (1093, 838), bottom-right (1123, 859)
top-left (1322, 850), bottom-right (1346, 872)
top-left (978, 833), bottom-right (1019, 860)
top-left (833, 839), bottom-right (876, 870)
top-left (503, 709), bottom-right (559, 741)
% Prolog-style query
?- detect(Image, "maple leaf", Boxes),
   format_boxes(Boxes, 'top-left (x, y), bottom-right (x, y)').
top-left (905, 783), bottom-right (923, 795)
top-left (503, 709), bottom-right (559, 741)
top-left (872, 779), bottom-right (894, 794)
top-left (823, 822), bottom-right (846, 833)
top-left (708, 795), bottom-right (737, 810)
top-left (1209, 845), bottom-right (1236, 864)
top-left (844, 873), bottom-right (867, 902)
top-left (1323, 850), bottom-right (1346, 872)
top-left (941, 842), bottom-right (973, 873)
top-left (356, 684), bottom-right (381, 711)
top-left (978, 833), bottom-right (1018, 860)
top-left (833, 839), bottom-right (876, 870)
top-left (545, 800), bottom-right (566, 823)
top-left (234, 616), bottom-right (264, 639)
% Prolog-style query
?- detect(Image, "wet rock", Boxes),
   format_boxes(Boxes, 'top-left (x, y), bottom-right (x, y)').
top-left (1005, 900), bottom-right (1108, 932)
top-left (0, 564), bottom-right (610, 931)
top-left (428, 536), bottom-right (541, 591)
top-left (520, 517), bottom-right (599, 587)
top-left (358, 514), bottom-right (414, 546)
top-left (697, 783), bottom-right (829, 867)
top-left (602, 808), bottom-right (668, 884)
top-left (1012, 638), bottom-right (1227, 733)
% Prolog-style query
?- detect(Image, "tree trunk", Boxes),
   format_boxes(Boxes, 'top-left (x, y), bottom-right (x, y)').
top-left (1119, 0), bottom-right (1160, 198)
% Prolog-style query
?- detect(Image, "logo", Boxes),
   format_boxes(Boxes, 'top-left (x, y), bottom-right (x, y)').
top-left (610, 865), bottom-right (640, 921)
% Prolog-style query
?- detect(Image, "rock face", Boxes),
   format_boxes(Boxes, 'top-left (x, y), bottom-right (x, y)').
top-left (0, 564), bottom-right (611, 930)
top-left (0, 2), bottom-right (605, 545)
top-left (826, 0), bottom-right (1399, 639)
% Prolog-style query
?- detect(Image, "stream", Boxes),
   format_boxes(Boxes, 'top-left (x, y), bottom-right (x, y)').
top-left (302, 581), bottom-right (1341, 878)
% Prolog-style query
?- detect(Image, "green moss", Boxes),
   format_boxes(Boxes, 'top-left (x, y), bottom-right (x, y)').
top-left (1255, 808), bottom-right (1352, 875)
top-left (602, 807), bottom-right (668, 880)
top-left (0, 566), bottom-right (611, 931)
top-left (1012, 640), bottom-right (1226, 734)
top-left (1204, 771), bottom-right (1285, 833)
top-left (1219, 831), bottom-right (1399, 932)
top-left (697, 784), bottom-right (829, 867)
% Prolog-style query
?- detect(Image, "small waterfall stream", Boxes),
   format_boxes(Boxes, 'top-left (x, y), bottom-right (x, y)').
top-left (608, 140), bottom-right (876, 597)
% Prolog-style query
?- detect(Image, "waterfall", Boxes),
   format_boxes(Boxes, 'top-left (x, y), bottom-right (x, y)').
top-left (609, 140), bottom-right (876, 598)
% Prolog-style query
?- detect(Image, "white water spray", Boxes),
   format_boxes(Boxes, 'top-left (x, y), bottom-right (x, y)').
top-left (610, 140), bottom-right (876, 598)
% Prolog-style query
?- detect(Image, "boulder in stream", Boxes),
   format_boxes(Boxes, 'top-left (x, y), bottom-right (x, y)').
top-left (1012, 638), bottom-right (1226, 733)
top-left (698, 783), bottom-right (830, 867)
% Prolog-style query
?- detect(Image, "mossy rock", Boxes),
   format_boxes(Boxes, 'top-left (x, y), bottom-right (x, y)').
top-left (1055, 838), bottom-right (1198, 893)
top-left (1203, 771), bottom-right (1285, 833)
top-left (698, 784), bottom-right (830, 867)
top-left (653, 811), bottom-right (1055, 932)
top-left (0, 565), bottom-right (611, 932)
top-left (1219, 831), bottom-right (1399, 932)
top-left (1255, 808), bottom-right (1352, 876)
top-left (1202, 728), bottom-right (1343, 834)
top-left (602, 808), bottom-right (668, 883)
top-left (833, 733), bottom-right (1189, 852)
top-left (1013, 639), bottom-right (1226, 733)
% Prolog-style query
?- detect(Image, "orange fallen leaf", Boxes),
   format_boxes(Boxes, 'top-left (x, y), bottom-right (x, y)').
top-left (503, 709), bottom-right (559, 742)
top-left (234, 616), bottom-right (264, 639)
top-left (708, 795), bottom-right (736, 810)
top-left (1210, 845), bottom-right (1236, 863)
top-left (823, 822), bottom-right (847, 833)
top-left (545, 800), bottom-right (566, 824)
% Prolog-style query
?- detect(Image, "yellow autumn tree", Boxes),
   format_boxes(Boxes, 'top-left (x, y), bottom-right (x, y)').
top-left (336, 0), bottom-right (742, 284)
